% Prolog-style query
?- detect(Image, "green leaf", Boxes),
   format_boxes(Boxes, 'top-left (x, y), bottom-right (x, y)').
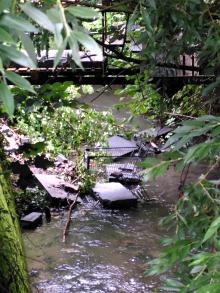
top-left (0, 28), bottom-right (15, 44)
top-left (47, 6), bottom-right (64, 46)
top-left (67, 6), bottom-right (99, 19)
top-left (202, 216), bottom-right (220, 243)
top-left (139, 157), bottom-right (161, 168)
top-left (19, 32), bottom-right (37, 65)
top-left (142, 9), bottom-right (153, 32)
top-left (73, 31), bottom-right (102, 57)
top-left (20, 3), bottom-right (54, 32)
top-left (211, 125), bottom-right (220, 137)
top-left (190, 265), bottom-right (206, 274)
top-left (175, 159), bottom-right (185, 172)
top-left (0, 44), bottom-right (36, 68)
top-left (148, 0), bottom-right (156, 10)
top-left (182, 120), bottom-right (205, 127)
top-left (0, 14), bottom-right (38, 33)
top-left (47, 6), bottom-right (62, 23)
top-left (202, 77), bottom-right (220, 97)
top-left (0, 58), bottom-right (4, 74)
top-left (161, 278), bottom-right (184, 291)
top-left (196, 283), bottom-right (220, 293)
top-left (0, 82), bottom-right (14, 118)
top-left (162, 151), bottom-right (182, 160)
top-left (142, 161), bottom-right (170, 181)
top-left (53, 23), bottom-right (64, 47)
top-left (53, 38), bottom-right (67, 68)
top-left (0, 0), bottom-right (12, 13)
top-left (68, 32), bottom-right (82, 68)
top-left (5, 71), bottom-right (35, 94)
top-left (197, 115), bottom-right (220, 122)
top-left (174, 125), bottom-right (195, 134)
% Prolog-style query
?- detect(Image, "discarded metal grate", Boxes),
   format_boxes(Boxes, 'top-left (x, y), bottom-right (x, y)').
top-left (106, 162), bottom-right (141, 183)
top-left (84, 146), bottom-right (141, 170)
top-left (131, 185), bottom-right (153, 202)
top-left (84, 146), bottom-right (144, 185)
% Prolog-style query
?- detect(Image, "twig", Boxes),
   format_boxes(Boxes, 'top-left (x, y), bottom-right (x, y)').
top-left (197, 156), bottom-right (220, 184)
top-left (199, 181), bottom-right (214, 202)
top-left (178, 163), bottom-right (191, 198)
top-left (90, 67), bottom-right (136, 102)
top-left (164, 112), bottom-right (195, 119)
top-left (121, 13), bottom-right (130, 54)
top-left (62, 192), bottom-right (80, 242)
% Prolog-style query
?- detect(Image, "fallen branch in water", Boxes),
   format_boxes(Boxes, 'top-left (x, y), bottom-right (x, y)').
top-left (62, 192), bottom-right (80, 243)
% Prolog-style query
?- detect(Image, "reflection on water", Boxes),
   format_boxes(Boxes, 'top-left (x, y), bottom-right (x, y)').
top-left (23, 202), bottom-right (171, 293)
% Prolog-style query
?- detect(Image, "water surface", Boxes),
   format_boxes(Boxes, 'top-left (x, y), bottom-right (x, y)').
top-left (24, 202), bottom-right (171, 292)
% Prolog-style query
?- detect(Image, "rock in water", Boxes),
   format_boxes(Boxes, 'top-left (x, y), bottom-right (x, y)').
top-left (93, 182), bottom-right (137, 209)
top-left (21, 212), bottom-right (42, 229)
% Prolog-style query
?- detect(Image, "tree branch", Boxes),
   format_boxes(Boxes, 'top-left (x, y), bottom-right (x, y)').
top-left (62, 192), bottom-right (80, 243)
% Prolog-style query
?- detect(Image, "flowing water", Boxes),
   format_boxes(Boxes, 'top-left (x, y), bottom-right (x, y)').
top-left (23, 86), bottom-right (211, 292)
top-left (23, 87), bottom-right (176, 292)
top-left (23, 201), bottom-right (172, 293)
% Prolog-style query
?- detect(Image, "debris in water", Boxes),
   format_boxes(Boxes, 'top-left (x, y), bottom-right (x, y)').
top-left (21, 212), bottom-right (42, 229)
top-left (93, 182), bottom-right (137, 209)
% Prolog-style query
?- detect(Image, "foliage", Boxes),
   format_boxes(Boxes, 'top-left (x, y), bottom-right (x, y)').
top-left (171, 85), bottom-right (207, 118)
top-left (140, 115), bottom-right (220, 292)
top-left (132, 0), bottom-right (220, 74)
top-left (1, 1), bottom-right (220, 291)
top-left (16, 83), bottom-right (119, 155)
top-left (13, 81), bottom-right (92, 110)
top-left (115, 71), bottom-right (164, 120)
top-left (126, 1), bottom-right (220, 291)
top-left (15, 82), bottom-right (120, 191)
top-left (18, 105), bottom-right (118, 155)
top-left (14, 186), bottom-right (48, 218)
top-left (0, 0), bottom-right (101, 118)
top-left (147, 175), bottom-right (220, 292)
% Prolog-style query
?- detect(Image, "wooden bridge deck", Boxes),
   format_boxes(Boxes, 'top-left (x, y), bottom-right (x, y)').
top-left (7, 50), bottom-right (214, 86)
top-left (7, 66), bottom-right (214, 85)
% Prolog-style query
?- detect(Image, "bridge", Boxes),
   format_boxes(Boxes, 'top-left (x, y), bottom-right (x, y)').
top-left (7, 0), bottom-right (214, 92)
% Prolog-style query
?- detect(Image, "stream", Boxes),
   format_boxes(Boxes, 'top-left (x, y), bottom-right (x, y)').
top-left (23, 86), bottom-right (173, 292)
top-left (24, 201), bottom-right (171, 293)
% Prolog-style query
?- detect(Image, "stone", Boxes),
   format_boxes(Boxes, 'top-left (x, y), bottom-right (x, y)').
top-left (107, 136), bottom-right (137, 157)
top-left (1, 125), bottom-right (10, 134)
top-left (21, 212), bottom-right (42, 229)
top-left (34, 174), bottom-right (77, 203)
top-left (55, 154), bottom-right (68, 163)
top-left (62, 182), bottom-right (79, 193)
top-left (34, 155), bottom-right (53, 169)
top-left (135, 127), bottom-right (172, 139)
top-left (130, 41), bottom-right (142, 53)
top-left (92, 182), bottom-right (137, 209)
top-left (20, 137), bottom-right (30, 144)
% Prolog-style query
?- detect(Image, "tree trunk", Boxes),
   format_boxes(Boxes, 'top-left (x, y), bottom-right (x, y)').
top-left (0, 164), bottom-right (30, 293)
